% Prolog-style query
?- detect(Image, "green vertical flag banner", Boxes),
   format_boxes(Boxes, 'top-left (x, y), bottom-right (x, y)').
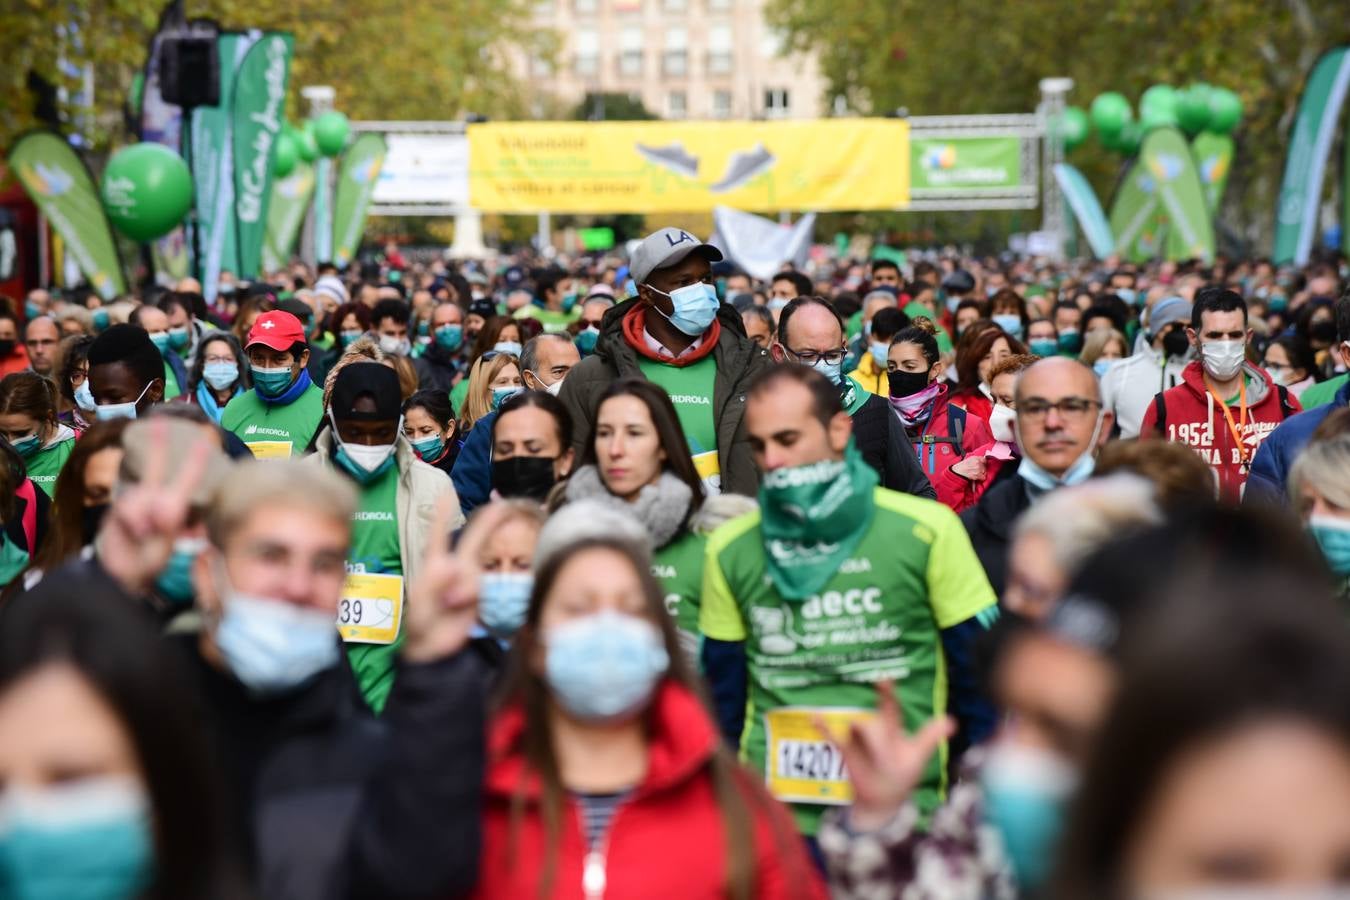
top-left (1109, 157), bottom-right (1163, 263)
top-left (1053, 163), bottom-right (1113, 259)
top-left (261, 161), bottom-right (315, 272)
top-left (1192, 132), bottom-right (1234, 214)
top-left (1274, 47), bottom-right (1350, 266)
top-left (330, 133), bottom-right (387, 268)
top-left (191, 32), bottom-right (254, 302)
top-left (1344, 117), bottom-right (1350, 258)
top-left (7, 131), bottom-right (126, 299)
top-left (312, 157), bottom-right (332, 263)
top-left (232, 32), bottom-right (293, 279)
top-left (1137, 128), bottom-right (1214, 262)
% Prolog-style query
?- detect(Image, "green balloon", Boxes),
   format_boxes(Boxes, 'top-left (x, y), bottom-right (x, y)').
top-left (1090, 92), bottom-right (1132, 138)
top-left (1058, 106), bottom-right (1089, 151)
top-left (1139, 84), bottom-right (1179, 129)
top-left (1115, 121), bottom-right (1143, 155)
top-left (293, 124), bottom-right (319, 163)
top-left (313, 111), bottom-right (349, 157)
top-left (273, 131), bottom-right (298, 178)
top-left (101, 142), bottom-right (193, 243)
top-left (1176, 83), bottom-right (1213, 136)
top-left (1208, 87), bottom-right (1243, 134)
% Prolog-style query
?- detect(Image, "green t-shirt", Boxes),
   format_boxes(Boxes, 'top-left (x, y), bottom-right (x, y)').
top-left (220, 383), bottom-right (325, 459)
top-left (342, 464), bottom-right (404, 714)
top-left (1301, 373), bottom-right (1348, 409)
top-left (162, 358), bottom-right (182, 401)
top-left (637, 354), bottom-right (719, 490)
top-left (25, 437), bottom-right (75, 498)
top-left (514, 305), bottom-right (580, 333)
top-left (699, 487), bottom-right (997, 836)
top-left (653, 529), bottom-right (707, 641)
top-left (449, 378), bottom-right (470, 417)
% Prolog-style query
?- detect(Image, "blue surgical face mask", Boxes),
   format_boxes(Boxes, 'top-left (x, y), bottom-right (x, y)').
top-left (434, 324), bottom-right (464, 352)
top-left (1115, 287), bottom-right (1138, 306)
top-left (980, 741), bottom-right (1077, 890)
top-left (945, 295), bottom-right (961, 313)
top-left (992, 314), bottom-right (1024, 339)
top-left (869, 341), bottom-right (889, 368)
top-left (493, 340), bottom-right (523, 358)
top-left (167, 326), bottom-right (190, 351)
top-left (1092, 358), bottom-right (1115, 378)
top-left (1057, 329), bottom-right (1082, 354)
top-left (810, 356), bottom-right (843, 385)
top-left (339, 329), bottom-right (363, 348)
top-left (1028, 338), bottom-right (1058, 357)
top-left (768, 297), bottom-right (790, 312)
top-left (575, 327), bottom-right (599, 356)
top-left (649, 282), bottom-right (719, 337)
top-left (251, 364), bottom-right (296, 398)
top-left (9, 432), bottom-right (40, 459)
top-left (1310, 515), bottom-right (1350, 577)
top-left (213, 587), bottom-right (341, 694)
top-left (417, 320), bottom-right (430, 338)
top-left (410, 433), bottom-right (444, 461)
top-left (202, 361), bottom-right (239, 391)
top-left (479, 571), bottom-right (533, 639)
top-left (24, 300), bottom-right (42, 321)
top-left (148, 332), bottom-right (171, 355)
top-left (1015, 409), bottom-right (1105, 491)
top-left (544, 609), bottom-right (669, 721)
top-left (330, 412), bottom-right (399, 484)
top-left (95, 382), bottom-right (152, 422)
top-left (491, 386), bottom-right (521, 411)
top-left (91, 309), bottom-right (110, 332)
top-left (74, 379), bottom-right (96, 412)
top-left (0, 777), bottom-right (155, 900)
top-left (154, 537), bottom-right (205, 605)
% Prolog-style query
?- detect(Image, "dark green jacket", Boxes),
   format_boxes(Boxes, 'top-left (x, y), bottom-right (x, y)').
top-left (557, 298), bottom-right (770, 496)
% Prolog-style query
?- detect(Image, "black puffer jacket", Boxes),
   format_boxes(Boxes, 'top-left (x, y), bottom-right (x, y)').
top-left (851, 393), bottom-right (936, 499)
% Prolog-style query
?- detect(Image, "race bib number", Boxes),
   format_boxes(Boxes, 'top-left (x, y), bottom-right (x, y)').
top-left (245, 440), bottom-right (293, 459)
top-left (764, 707), bottom-right (873, 805)
top-left (337, 573), bottom-right (404, 644)
top-left (692, 450), bottom-right (721, 496)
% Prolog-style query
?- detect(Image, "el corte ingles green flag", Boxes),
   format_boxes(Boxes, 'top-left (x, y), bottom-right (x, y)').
top-left (330, 133), bottom-right (387, 268)
top-left (232, 32), bottom-right (293, 279)
top-left (262, 161), bottom-right (315, 273)
top-left (8, 131), bottom-right (126, 299)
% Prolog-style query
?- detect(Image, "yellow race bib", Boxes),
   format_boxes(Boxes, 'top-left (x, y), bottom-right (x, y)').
top-left (245, 440), bottom-right (293, 459)
top-left (337, 573), bottom-right (404, 644)
top-left (764, 707), bottom-right (874, 805)
top-left (692, 450), bottom-right (721, 496)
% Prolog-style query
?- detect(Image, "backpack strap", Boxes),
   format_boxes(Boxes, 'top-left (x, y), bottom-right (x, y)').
top-left (1277, 384), bottom-right (1296, 419)
top-left (1152, 391), bottom-right (1168, 436)
top-left (15, 479), bottom-right (37, 554)
top-left (947, 405), bottom-right (966, 457)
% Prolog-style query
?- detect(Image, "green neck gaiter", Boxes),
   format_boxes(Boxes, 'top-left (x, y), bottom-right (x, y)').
top-left (758, 442), bottom-right (878, 600)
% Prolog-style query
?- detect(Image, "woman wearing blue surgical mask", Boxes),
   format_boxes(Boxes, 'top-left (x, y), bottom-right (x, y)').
top-left (455, 352), bottom-right (522, 440)
top-left (56, 334), bottom-right (97, 431)
top-left (989, 288), bottom-right (1029, 342)
top-left (464, 499), bottom-right (545, 674)
top-left (329, 302), bottom-right (372, 352)
top-left (1078, 328), bottom-right (1128, 379)
top-left (0, 371), bottom-right (78, 499)
top-left (469, 535), bottom-right (825, 899)
top-left (0, 575), bottom-right (245, 900)
top-left (183, 333), bottom-right (250, 425)
top-left (1290, 431), bottom-right (1350, 602)
top-left (401, 389), bottom-right (459, 476)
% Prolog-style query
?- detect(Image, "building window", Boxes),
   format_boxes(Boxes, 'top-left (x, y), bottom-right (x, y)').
top-left (708, 24), bottom-right (733, 74)
top-left (663, 26), bottom-right (687, 76)
top-left (574, 29), bottom-right (599, 76)
top-left (764, 87), bottom-right (790, 118)
top-left (668, 91), bottom-right (687, 118)
top-left (760, 26), bottom-right (783, 58)
top-left (619, 25), bottom-right (643, 76)
top-left (712, 90), bottom-right (732, 118)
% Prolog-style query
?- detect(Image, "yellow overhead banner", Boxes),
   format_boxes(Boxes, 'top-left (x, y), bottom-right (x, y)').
top-left (467, 119), bottom-right (910, 213)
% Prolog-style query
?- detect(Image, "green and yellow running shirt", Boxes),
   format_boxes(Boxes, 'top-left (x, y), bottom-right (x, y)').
top-left (699, 487), bottom-right (996, 836)
top-left (637, 355), bottom-right (719, 491)
top-left (25, 437), bottom-right (75, 498)
top-left (221, 384), bottom-right (324, 459)
top-left (652, 528), bottom-right (706, 644)
top-left (341, 465), bottom-right (404, 714)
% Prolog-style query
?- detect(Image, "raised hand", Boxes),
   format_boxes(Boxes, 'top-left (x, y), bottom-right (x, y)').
top-left (816, 680), bottom-right (955, 831)
top-left (949, 454), bottom-right (988, 483)
top-left (97, 420), bottom-right (213, 596)
top-left (402, 499), bottom-right (513, 663)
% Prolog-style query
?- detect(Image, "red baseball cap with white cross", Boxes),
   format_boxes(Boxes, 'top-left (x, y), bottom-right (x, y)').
top-left (245, 310), bottom-right (307, 351)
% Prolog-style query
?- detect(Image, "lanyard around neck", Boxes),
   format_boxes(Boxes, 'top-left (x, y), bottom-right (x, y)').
top-left (1205, 375), bottom-right (1250, 464)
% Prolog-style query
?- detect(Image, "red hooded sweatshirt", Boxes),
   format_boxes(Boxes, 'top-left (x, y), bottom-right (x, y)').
top-left (1140, 360), bottom-right (1299, 503)
top-left (471, 680), bottom-right (825, 900)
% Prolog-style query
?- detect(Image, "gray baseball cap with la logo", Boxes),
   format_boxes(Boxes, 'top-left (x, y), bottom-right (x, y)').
top-left (629, 227), bottom-right (723, 286)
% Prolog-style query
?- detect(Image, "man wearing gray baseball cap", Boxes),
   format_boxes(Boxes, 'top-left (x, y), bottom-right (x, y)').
top-left (1101, 295), bottom-right (1194, 438)
top-left (556, 226), bottom-right (769, 496)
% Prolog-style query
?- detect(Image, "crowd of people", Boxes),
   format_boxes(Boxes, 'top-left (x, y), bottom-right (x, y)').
top-left (1, 227), bottom-right (1350, 898)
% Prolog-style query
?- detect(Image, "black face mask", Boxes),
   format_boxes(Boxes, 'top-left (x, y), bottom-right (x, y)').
top-left (0, 340), bottom-right (14, 359)
top-left (888, 369), bottom-right (932, 400)
top-left (81, 503), bottom-right (109, 545)
top-left (1311, 319), bottom-right (1338, 344)
top-left (492, 455), bottom-right (557, 501)
top-left (1160, 328), bottom-right (1191, 359)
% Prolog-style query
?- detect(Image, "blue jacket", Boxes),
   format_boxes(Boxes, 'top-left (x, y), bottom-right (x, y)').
top-left (1246, 380), bottom-right (1350, 505)
top-left (449, 411), bottom-right (496, 516)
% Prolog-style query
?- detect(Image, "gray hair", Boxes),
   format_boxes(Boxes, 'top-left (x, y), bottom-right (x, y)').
top-left (740, 305), bottom-right (774, 333)
top-left (1290, 434), bottom-right (1350, 511)
top-left (534, 499), bottom-right (650, 572)
top-left (520, 332), bottom-right (574, 375)
top-left (1013, 474), bottom-right (1163, 579)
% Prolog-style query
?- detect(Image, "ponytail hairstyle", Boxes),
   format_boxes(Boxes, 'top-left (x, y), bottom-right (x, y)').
top-left (0, 371), bottom-right (59, 436)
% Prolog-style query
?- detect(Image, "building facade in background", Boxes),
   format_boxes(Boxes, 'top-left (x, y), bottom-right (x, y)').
top-left (524, 0), bottom-right (826, 120)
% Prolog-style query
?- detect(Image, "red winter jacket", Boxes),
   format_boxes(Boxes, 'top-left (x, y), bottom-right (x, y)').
top-left (1140, 360), bottom-right (1299, 503)
top-left (902, 385), bottom-right (1007, 514)
top-left (470, 680), bottom-right (825, 900)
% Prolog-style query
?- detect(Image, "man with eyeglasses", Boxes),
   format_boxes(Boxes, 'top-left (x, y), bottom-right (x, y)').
top-left (772, 297), bottom-right (933, 498)
top-left (961, 356), bottom-right (1114, 595)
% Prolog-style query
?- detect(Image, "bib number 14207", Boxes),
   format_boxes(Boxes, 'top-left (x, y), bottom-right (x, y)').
top-left (764, 707), bottom-right (873, 805)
